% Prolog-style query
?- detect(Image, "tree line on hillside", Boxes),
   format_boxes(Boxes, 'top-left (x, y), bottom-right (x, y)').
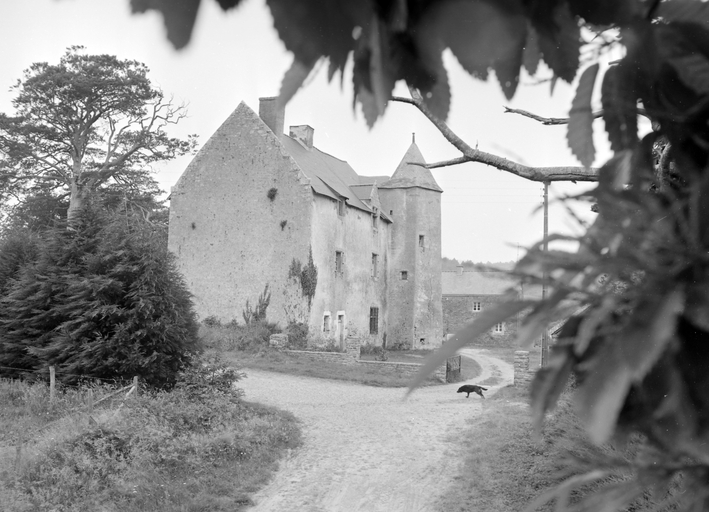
top-left (441, 257), bottom-right (517, 271)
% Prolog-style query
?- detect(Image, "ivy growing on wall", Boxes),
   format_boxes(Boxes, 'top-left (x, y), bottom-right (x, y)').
top-left (288, 247), bottom-right (318, 308)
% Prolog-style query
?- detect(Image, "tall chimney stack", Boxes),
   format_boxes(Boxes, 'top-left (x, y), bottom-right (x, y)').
top-left (259, 97), bottom-right (284, 137)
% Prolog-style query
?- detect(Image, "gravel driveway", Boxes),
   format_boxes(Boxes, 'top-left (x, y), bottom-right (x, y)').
top-left (239, 348), bottom-right (513, 512)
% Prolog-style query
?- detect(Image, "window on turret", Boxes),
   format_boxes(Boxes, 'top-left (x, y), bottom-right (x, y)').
top-left (371, 253), bottom-right (379, 279)
top-left (400, 270), bottom-right (408, 280)
top-left (473, 302), bottom-right (482, 312)
top-left (369, 307), bottom-right (379, 334)
top-left (337, 198), bottom-right (345, 216)
top-left (335, 251), bottom-right (344, 274)
top-left (493, 322), bottom-right (504, 334)
top-left (419, 235), bottom-right (425, 248)
top-left (372, 207), bottom-right (378, 231)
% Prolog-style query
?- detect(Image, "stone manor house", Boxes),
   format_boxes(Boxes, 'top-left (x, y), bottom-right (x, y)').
top-left (168, 98), bottom-right (443, 349)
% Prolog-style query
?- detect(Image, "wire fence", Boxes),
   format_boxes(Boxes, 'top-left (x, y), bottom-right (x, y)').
top-left (4, 365), bottom-right (141, 476)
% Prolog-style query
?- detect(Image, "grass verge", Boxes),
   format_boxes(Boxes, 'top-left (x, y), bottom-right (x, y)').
top-left (438, 387), bottom-right (670, 512)
top-left (217, 348), bottom-right (445, 387)
top-left (0, 359), bottom-right (301, 512)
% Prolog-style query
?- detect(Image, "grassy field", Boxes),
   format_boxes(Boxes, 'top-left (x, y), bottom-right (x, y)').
top-left (0, 360), bottom-right (301, 512)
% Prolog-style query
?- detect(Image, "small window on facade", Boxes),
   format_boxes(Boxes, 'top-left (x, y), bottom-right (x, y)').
top-left (338, 198), bottom-right (345, 216)
top-left (494, 322), bottom-right (504, 333)
top-left (419, 235), bottom-right (425, 248)
top-left (472, 302), bottom-right (481, 312)
top-left (335, 251), bottom-right (344, 273)
top-left (369, 307), bottom-right (379, 334)
top-left (372, 207), bottom-right (378, 230)
top-left (323, 313), bottom-right (331, 333)
top-left (389, 210), bottom-right (393, 215)
top-left (371, 253), bottom-right (379, 278)
top-left (419, 338), bottom-right (426, 345)
top-left (400, 270), bottom-right (408, 280)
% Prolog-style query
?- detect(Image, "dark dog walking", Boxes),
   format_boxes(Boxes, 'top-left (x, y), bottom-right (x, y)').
top-left (457, 384), bottom-right (488, 399)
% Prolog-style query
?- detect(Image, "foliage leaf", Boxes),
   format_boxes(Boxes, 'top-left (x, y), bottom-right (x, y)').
top-left (669, 53), bottom-right (709, 96)
top-left (656, 0), bottom-right (709, 25)
top-left (267, 0), bottom-right (370, 71)
top-left (130, 0), bottom-right (202, 50)
top-left (352, 17), bottom-right (396, 127)
top-left (534, 2), bottom-right (581, 83)
top-left (601, 64), bottom-right (638, 152)
top-left (522, 24), bottom-right (541, 77)
top-left (278, 59), bottom-right (315, 110)
top-left (530, 347), bottom-right (574, 432)
top-left (567, 63), bottom-right (599, 168)
top-left (408, 299), bottom-right (534, 394)
top-left (576, 290), bottom-right (683, 444)
top-left (421, 0), bottom-right (526, 100)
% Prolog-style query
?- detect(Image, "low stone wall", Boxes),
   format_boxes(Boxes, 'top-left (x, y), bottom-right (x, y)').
top-left (513, 350), bottom-right (536, 388)
top-left (270, 335), bottom-right (447, 382)
top-left (356, 360), bottom-right (447, 382)
top-left (282, 349), bottom-right (357, 365)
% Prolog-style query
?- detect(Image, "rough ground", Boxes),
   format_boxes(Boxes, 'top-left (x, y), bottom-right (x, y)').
top-left (239, 348), bottom-right (513, 512)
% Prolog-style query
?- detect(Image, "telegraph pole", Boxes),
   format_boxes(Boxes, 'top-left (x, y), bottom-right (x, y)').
top-left (541, 182), bottom-right (550, 367)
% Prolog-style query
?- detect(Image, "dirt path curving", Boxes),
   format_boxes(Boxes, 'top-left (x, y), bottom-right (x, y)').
top-left (239, 349), bottom-right (513, 512)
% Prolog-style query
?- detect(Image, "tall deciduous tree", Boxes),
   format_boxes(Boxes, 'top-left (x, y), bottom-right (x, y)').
top-left (0, 46), bottom-right (196, 226)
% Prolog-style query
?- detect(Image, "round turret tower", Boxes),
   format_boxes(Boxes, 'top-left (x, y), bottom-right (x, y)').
top-left (378, 138), bottom-right (443, 349)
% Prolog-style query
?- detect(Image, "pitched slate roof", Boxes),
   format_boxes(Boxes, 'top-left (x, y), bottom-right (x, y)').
top-left (281, 135), bottom-right (386, 215)
top-left (442, 270), bottom-right (543, 299)
top-left (379, 142), bottom-right (443, 192)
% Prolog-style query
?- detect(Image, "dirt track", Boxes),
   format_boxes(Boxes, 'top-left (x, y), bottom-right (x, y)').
top-left (239, 349), bottom-right (513, 512)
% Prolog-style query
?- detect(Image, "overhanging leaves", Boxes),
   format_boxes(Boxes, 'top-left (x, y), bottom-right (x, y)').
top-left (130, 0), bottom-right (202, 50)
top-left (421, 0), bottom-right (526, 100)
top-left (656, 0), bottom-right (709, 25)
top-left (567, 63), bottom-right (599, 168)
top-left (601, 64), bottom-right (638, 152)
top-left (534, 2), bottom-right (581, 83)
top-left (576, 289), bottom-right (684, 444)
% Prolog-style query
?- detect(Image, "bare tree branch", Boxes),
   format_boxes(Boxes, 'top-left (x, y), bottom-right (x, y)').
top-left (503, 106), bottom-right (649, 125)
top-left (503, 106), bottom-right (604, 125)
top-left (392, 90), bottom-right (599, 183)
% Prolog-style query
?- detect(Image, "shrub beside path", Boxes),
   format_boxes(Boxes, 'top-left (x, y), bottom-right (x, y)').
top-left (239, 348), bottom-right (514, 511)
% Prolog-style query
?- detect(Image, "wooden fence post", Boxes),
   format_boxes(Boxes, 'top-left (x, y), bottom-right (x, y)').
top-left (14, 431), bottom-right (24, 480)
top-left (133, 376), bottom-right (139, 397)
top-left (49, 366), bottom-right (56, 404)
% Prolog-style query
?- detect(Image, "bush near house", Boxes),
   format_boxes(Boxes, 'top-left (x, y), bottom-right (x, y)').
top-left (0, 354), bottom-right (302, 512)
top-left (0, 205), bottom-right (199, 389)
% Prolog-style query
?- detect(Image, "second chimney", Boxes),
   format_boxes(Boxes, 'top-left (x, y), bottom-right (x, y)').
top-left (290, 125), bottom-right (314, 149)
top-left (259, 97), bottom-right (284, 137)
top-left (457, 265), bottom-right (464, 275)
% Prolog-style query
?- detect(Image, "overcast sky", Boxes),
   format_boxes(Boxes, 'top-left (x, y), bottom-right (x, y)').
top-left (1, 0), bottom-right (613, 263)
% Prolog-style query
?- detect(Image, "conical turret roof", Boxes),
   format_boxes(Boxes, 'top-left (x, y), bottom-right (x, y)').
top-left (379, 141), bottom-right (442, 192)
